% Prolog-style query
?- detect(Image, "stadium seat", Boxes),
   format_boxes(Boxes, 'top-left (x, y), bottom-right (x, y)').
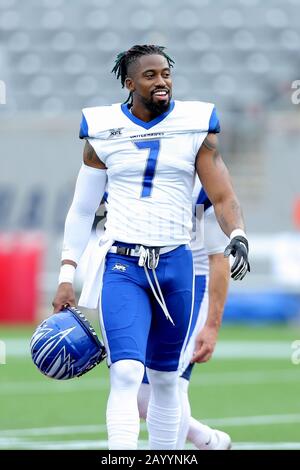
top-left (2, 0), bottom-right (299, 112)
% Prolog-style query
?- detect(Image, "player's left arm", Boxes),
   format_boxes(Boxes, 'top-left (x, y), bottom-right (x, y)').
top-left (196, 133), bottom-right (250, 280)
top-left (191, 253), bottom-right (230, 363)
top-left (196, 133), bottom-right (243, 235)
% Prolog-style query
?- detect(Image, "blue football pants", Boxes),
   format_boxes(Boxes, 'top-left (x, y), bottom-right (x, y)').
top-left (100, 245), bottom-right (194, 372)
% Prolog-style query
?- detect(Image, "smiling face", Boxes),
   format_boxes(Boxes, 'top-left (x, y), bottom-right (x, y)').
top-left (125, 54), bottom-right (173, 118)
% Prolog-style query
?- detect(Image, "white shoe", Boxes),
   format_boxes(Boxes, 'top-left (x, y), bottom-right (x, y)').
top-left (199, 429), bottom-right (232, 450)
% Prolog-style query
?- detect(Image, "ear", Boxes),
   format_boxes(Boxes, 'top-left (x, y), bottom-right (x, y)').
top-left (125, 77), bottom-right (135, 92)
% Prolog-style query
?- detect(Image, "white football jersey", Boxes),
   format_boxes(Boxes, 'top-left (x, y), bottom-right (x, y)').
top-left (191, 176), bottom-right (229, 275)
top-left (80, 100), bottom-right (220, 246)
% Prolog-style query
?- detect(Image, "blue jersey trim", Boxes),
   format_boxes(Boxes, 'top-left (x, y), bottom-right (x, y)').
top-left (208, 106), bottom-right (220, 134)
top-left (196, 187), bottom-right (212, 212)
top-left (79, 113), bottom-right (89, 139)
top-left (121, 100), bottom-right (175, 130)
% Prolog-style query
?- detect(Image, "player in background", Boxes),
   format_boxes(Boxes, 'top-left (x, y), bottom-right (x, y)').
top-left (138, 179), bottom-right (231, 449)
top-left (52, 45), bottom-right (250, 450)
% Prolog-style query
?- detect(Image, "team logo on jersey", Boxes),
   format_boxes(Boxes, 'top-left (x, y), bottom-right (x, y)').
top-left (109, 127), bottom-right (124, 138)
top-left (112, 263), bottom-right (127, 272)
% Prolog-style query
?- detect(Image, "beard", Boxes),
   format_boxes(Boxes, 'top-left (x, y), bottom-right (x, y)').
top-left (141, 93), bottom-right (171, 116)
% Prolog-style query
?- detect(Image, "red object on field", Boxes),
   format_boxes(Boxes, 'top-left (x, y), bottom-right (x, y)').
top-left (293, 197), bottom-right (300, 230)
top-left (0, 233), bottom-right (44, 323)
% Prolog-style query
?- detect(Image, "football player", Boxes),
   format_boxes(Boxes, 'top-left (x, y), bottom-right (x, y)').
top-left (52, 45), bottom-right (250, 450)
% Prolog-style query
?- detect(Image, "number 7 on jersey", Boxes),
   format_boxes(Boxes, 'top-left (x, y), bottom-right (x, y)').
top-left (134, 140), bottom-right (160, 198)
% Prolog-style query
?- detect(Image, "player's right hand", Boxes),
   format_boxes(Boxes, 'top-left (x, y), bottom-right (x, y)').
top-left (52, 283), bottom-right (76, 313)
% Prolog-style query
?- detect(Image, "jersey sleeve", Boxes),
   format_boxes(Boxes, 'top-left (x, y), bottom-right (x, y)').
top-left (78, 110), bottom-right (108, 164)
top-left (203, 207), bottom-right (229, 254)
top-left (79, 112), bottom-right (89, 139)
top-left (195, 187), bottom-right (212, 212)
top-left (208, 106), bottom-right (220, 134)
top-left (194, 184), bottom-right (228, 253)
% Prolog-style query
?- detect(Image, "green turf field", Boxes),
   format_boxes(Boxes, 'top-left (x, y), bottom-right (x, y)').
top-left (1, 324), bottom-right (300, 449)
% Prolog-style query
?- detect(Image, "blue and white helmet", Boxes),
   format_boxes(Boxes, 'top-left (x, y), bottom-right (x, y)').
top-left (30, 307), bottom-right (106, 380)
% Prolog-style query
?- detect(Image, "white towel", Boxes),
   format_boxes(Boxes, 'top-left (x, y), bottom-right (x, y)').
top-left (78, 236), bottom-right (114, 309)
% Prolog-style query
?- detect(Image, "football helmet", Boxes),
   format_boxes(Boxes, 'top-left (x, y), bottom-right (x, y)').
top-left (30, 306), bottom-right (106, 379)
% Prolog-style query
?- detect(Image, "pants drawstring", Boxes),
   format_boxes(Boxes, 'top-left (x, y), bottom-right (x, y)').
top-left (138, 246), bottom-right (175, 326)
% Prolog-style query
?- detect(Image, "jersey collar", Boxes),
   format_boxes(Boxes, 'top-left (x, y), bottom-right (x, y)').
top-left (121, 100), bottom-right (175, 130)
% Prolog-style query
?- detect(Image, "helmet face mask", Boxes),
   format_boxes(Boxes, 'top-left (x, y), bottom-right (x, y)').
top-left (30, 307), bottom-right (107, 380)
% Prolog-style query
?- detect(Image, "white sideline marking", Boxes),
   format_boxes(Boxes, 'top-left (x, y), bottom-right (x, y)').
top-left (191, 369), bottom-right (300, 386)
top-left (4, 339), bottom-right (294, 359)
top-left (233, 442), bottom-right (300, 450)
top-left (0, 437), bottom-right (299, 450)
top-left (0, 438), bottom-right (111, 450)
top-left (0, 368), bottom-right (298, 395)
top-left (204, 413), bottom-right (300, 427)
top-left (0, 378), bottom-right (109, 395)
top-left (215, 341), bottom-right (292, 359)
top-left (0, 424), bottom-right (109, 437)
top-left (1, 413), bottom-right (300, 439)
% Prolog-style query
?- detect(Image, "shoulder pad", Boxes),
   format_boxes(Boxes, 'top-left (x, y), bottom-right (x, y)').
top-left (79, 103), bottom-right (124, 139)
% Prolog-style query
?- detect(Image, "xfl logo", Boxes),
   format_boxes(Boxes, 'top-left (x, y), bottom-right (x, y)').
top-left (291, 340), bottom-right (300, 365)
top-left (112, 263), bottom-right (127, 272)
top-left (109, 127), bottom-right (123, 138)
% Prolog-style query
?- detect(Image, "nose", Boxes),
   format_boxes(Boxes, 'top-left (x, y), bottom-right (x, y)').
top-left (154, 74), bottom-right (167, 88)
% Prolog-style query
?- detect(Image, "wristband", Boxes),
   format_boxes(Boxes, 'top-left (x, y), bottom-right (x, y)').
top-left (230, 229), bottom-right (247, 240)
top-left (58, 264), bottom-right (76, 285)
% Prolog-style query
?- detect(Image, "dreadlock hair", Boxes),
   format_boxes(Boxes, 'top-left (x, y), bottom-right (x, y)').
top-left (111, 44), bottom-right (175, 105)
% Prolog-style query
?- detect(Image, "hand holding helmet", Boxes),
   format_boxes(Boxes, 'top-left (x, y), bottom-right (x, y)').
top-left (30, 307), bottom-right (106, 380)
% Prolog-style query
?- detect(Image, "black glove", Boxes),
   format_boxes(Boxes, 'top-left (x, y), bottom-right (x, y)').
top-left (224, 236), bottom-right (250, 280)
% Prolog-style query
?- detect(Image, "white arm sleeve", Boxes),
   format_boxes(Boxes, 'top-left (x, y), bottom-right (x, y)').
top-left (204, 207), bottom-right (229, 255)
top-left (61, 163), bottom-right (107, 264)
